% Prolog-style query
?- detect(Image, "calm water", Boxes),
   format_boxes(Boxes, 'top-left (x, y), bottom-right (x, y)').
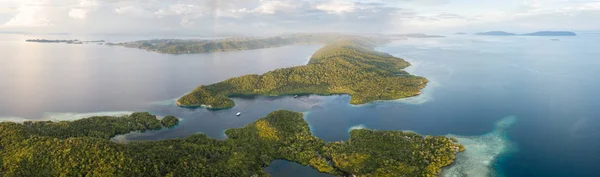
top-left (1, 33), bottom-right (600, 176)
top-left (0, 34), bottom-right (319, 119)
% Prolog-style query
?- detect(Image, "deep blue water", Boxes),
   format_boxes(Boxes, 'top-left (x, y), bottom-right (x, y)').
top-left (1, 33), bottom-right (600, 176)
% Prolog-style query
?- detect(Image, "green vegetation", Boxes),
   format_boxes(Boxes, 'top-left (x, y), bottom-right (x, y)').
top-left (0, 110), bottom-right (462, 177)
top-left (224, 110), bottom-right (339, 175)
top-left (160, 116), bottom-right (179, 128)
top-left (177, 40), bottom-right (427, 109)
top-left (19, 112), bottom-right (174, 139)
top-left (323, 130), bottom-right (464, 177)
top-left (112, 33), bottom-right (379, 54)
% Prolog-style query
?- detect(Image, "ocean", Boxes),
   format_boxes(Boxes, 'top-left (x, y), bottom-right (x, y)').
top-left (1, 33), bottom-right (599, 176)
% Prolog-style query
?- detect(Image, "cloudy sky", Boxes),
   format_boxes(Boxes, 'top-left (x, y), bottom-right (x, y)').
top-left (0, 0), bottom-right (598, 35)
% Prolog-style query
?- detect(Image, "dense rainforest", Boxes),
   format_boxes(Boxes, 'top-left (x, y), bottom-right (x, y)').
top-left (177, 39), bottom-right (428, 109)
top-left (0, 110), bottom-right (463, 177)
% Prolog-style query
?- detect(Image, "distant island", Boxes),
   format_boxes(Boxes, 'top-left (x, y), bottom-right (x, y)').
top-left (522, 31), bottom-right (577, 36)
top-left (0, 110), bottom-right (464, 176)
top-left (110, 34), bottom-right (377, 54)
top-left (476, 31), bottom-right (577, 36)
top-left (389, 33), bottom-right (445, 39)
top-left (177, 38), bottom-right (427, 109)
top-left (475, 31), bottom-right (517, 36)
top-left (455, 32), bottom-right (467, 35)
top-left (25, 39), bottom-right (106, 44)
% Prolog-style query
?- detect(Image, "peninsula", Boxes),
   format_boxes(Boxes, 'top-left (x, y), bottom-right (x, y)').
top-left (0, 110), bottom-right (463, 176)
top-left (110, 34), bottom-right (379, 54)
top-left (177, 39), bottom-right (427, 109)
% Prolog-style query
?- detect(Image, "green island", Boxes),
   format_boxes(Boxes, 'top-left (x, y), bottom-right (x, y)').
top-left (110, 34), bottom-right (374, 54)
top-left (177, 39), bottom-right (428, 109)
top-left (0, 110), bottom-right (463, 177)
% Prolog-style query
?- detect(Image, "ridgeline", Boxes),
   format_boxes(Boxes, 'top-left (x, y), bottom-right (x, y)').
top-left (110, 34), bottom-right (381, 54)
top-left (177, 39), bottom-right (427, 109)
top-left (0, 110), bottom-right (463, 177)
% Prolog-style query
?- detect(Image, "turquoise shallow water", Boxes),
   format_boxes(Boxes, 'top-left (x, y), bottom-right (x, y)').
top-left (1, 33), bottom-right (600, 176)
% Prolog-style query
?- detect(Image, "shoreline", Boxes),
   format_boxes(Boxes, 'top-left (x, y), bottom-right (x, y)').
top-left (177, 91), bottom-right (424, 110)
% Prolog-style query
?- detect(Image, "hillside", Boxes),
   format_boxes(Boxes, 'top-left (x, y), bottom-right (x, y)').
top-left (177, 39), bottom-right (427, 109)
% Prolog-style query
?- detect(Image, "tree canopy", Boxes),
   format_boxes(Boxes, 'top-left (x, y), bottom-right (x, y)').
top-left (0, 111), bottom-right (462, 177)
top-left (177, 39), bottom-right (427, 109)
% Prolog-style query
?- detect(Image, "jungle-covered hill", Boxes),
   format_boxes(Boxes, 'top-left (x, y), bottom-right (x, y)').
top-left (0, 110), bottom-right (463, 177)
top-left (177, 39), bottom-right (427, 109)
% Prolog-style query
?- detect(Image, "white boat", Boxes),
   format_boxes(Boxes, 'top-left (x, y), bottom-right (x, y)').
top-left (236, 112), bottom-right (241, 116)
top-left (294, 95), bottom-right (298, 98)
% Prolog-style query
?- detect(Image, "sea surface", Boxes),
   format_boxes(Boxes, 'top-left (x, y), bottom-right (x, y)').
top-left (1, 33), bottom-right (599, 176)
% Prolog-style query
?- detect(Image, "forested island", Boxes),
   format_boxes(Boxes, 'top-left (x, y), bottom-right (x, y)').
top-left (177, 39), bottom-right (427, 109)
top-left (0, 110), bottom-right (463, 177)
top-left (110, 34), bottom-right (378, 54)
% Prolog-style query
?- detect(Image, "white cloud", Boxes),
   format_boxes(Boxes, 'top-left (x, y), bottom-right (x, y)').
top-left (0, 0), bottom-right (598, 34)
top-left (154, 3), bottom-right (208, 18)
top-left (116, 6), bottom-right (139, 15)
top-left (313, 0), bottom-right (356, 13)
top-left (0, 6), bottom-right (16, 14)
top-left (582, 2), bottom-right (600, 10)
top-left (67, 0), bottom-right (99, 19)
top-left (68, 8), bottom-right (87, 19)
top-left (252, 0), bottom-right (301, 14)
top-left (3, 0), bottom-right (55, 27)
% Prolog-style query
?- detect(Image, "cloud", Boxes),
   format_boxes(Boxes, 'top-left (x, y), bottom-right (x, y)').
top-left (115, 6), bottom-right (146, 16)
top-left (68, 8), bottom-right (87, 19)
top-left (313, 0), bottom-right (356, 13)
top-left (0, 0), bottom-right (598, 34)
top-left (71, 0), bottom-right (99, 19)
top-left (253, 0), bottom-right (302, 14)
top-left (3, 0), bottom-right (58, 27)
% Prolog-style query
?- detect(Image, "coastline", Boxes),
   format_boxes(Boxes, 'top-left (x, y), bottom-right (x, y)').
top-left (179, 91), bottom-right (424, 110)
top-left (175, 37), bottom-right (427, 109)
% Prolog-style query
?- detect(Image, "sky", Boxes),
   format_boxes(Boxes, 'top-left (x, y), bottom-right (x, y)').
top-left (0, 0), bottom-right (598, 35)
